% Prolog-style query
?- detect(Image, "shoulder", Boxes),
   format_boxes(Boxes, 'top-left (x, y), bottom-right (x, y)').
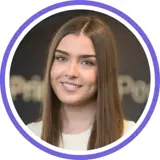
top-left (123, 119), bottom-right (136, 135)
top-left (27, 121), bottom-right (42, 137)
top-left (27, 120), bottom-right (135, 137)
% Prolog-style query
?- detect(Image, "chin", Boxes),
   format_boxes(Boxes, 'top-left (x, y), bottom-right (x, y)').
top-left (61, 100), bottom-right (82, 106)
top-left (59, 97), bottom-right (85, 106)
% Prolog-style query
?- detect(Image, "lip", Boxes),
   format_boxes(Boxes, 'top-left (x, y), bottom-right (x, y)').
top-left (60, 82), bottom-right (82, 91)
top-left (61, 81), bottom-right (82, 86)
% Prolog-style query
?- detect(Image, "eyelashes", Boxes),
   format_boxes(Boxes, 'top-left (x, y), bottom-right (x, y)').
top-left (55, 56), bottom-right (67, 62)
top-left (54, 56), bottom-right (96, 66)
top-left (81, 60), bottom-right (95, 66)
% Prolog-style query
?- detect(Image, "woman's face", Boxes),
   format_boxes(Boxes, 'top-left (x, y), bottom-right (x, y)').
top-left (50, 33), bottom-right (97, 106)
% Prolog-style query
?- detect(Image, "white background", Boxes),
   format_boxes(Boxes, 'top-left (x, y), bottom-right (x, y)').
top-left (0, 0), bottom-right (160, 159)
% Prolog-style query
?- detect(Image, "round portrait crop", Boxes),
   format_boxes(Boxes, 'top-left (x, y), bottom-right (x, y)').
top-left (0, 1), bottom-right (159, 159)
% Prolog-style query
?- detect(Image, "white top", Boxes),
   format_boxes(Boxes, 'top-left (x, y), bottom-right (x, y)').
top-left (27, 120), bottom-right (135, 151)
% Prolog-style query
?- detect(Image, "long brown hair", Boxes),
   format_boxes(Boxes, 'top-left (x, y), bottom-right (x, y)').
top-left (41, 15), bottom-right (124, 150)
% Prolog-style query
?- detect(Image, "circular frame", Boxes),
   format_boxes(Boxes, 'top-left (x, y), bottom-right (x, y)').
top-left (0, 1), bottom-right (159, 159)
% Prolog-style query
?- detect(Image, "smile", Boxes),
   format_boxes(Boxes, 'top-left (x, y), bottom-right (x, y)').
top-left (61, 82), bottom-right (82, 91)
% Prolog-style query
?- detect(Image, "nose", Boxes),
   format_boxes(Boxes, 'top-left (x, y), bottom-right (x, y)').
top-left (65, 62), bottom-right (79, 78)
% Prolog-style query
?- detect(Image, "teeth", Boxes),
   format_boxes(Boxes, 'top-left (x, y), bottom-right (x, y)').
top-left (63, 83), bottom-right (80, 88)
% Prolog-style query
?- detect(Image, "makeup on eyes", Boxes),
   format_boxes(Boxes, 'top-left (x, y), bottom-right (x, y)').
top-left (55, 49), bottom-right (97, 66)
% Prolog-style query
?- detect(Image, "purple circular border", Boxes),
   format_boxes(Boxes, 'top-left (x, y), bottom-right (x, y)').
top-left (0, 0), bottom-right (159, 159)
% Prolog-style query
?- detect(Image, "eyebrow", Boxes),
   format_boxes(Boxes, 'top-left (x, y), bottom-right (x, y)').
top-left (55, 49), bottom-right (96, 58)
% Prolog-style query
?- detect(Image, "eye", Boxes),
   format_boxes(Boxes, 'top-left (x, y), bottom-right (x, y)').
top-left (55, 56), bottom-right (67, 62)
top-left (81, 60), bottom-right (95, 66)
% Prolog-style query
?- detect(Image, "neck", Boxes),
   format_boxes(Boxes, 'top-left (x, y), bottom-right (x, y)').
top-left (61, 100), bottom-right (96, 134)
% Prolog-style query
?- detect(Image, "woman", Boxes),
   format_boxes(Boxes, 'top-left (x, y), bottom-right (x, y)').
top-left (28, 15), bottom-right (135, 150)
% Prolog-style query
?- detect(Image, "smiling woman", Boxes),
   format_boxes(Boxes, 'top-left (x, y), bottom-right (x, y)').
top-left (27, 15), bottom-right (135, 150)
top-left (51, 33), bottom-right (97, 107)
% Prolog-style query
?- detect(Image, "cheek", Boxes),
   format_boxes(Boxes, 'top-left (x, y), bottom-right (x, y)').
top-left (50, 64), bottom-right (57, 78)
top-left (85, 70), bottom-right (97, 84)
top-left (50, 63), bottom-right (64, 79)
top-left (51, 64), bottom-right (56, 72)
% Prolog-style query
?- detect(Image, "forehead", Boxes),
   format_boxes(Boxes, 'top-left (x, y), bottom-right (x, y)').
top-left (56, 33), bottom-right (96, 56)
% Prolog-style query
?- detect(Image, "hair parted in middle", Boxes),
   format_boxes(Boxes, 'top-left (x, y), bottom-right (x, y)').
top-left (41, 15), bottom-right (124, 150)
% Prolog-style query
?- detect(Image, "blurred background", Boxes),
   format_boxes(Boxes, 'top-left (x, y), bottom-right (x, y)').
top-left (9, 10), bottom-right (150, 125)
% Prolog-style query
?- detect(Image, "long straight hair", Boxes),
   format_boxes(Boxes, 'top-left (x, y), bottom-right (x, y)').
top-left (41, 15), bottom-right (124, 149)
